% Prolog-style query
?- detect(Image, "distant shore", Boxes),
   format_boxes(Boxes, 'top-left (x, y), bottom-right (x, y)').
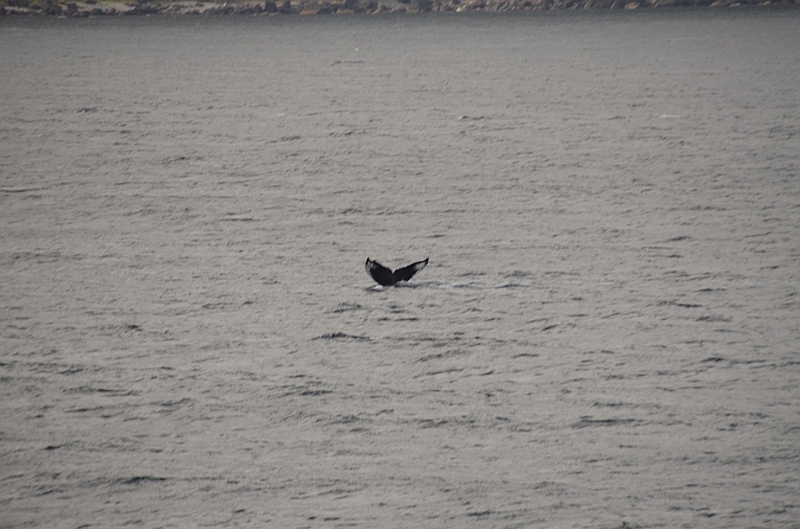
top-left (1, 0), bottom-right (797, 16)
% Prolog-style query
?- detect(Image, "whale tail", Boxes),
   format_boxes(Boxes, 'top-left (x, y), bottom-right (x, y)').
top-left (366, 258), bottom-right (428, 286)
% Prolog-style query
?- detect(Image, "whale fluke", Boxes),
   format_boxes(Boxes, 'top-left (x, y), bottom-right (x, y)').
top-left (365, 258), bottom-right (428, 286)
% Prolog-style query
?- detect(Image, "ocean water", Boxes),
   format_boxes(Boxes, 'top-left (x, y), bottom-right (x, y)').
top-left (1, 8), bottom-right (799, 528)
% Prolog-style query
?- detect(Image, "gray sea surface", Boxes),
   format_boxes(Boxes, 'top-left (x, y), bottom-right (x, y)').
top-left (1, 8), bottom-right (799, 528)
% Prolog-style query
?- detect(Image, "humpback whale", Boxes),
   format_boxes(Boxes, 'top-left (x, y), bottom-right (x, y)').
top-left (365, 258), bottom-right (428, 287)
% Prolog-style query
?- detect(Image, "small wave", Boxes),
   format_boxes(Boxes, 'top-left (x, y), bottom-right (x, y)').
top-left (497, 282), bottom-right (526, 289)
top-left (313, 332), bottom-right (373, 341)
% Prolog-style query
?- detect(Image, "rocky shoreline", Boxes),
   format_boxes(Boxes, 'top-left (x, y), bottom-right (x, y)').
top-left (1, 0), bottom-right (797, 16)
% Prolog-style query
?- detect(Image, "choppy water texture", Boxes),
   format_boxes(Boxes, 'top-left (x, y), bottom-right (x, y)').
top-left (1, 9), bottom-right (799, 529)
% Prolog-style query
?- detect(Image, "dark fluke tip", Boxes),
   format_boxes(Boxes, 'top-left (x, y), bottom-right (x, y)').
top-left (365, 258), bottom-right (428, 286)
